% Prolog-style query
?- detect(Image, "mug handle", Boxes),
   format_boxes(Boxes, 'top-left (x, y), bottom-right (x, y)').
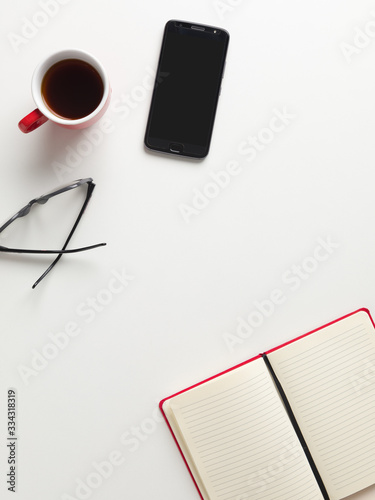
top-left (18, 109), bottom-right (48, 133)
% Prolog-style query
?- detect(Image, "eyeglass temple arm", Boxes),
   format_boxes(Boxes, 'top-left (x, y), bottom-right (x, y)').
top-left (32, 182), bottom-right (101, 289)
top-left (0, 243), bottom-right (106, 254)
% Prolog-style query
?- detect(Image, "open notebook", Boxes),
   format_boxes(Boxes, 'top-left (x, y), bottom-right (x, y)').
top-left (160, 309), bottom-right (375, 500)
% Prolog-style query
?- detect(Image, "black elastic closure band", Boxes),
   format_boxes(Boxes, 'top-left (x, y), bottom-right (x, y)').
top-left (262, 354), bottom-right (330, 500)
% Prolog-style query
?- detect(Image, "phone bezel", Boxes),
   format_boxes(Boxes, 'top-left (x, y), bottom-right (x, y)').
top-left (144, 20), bottom-right (229, 159)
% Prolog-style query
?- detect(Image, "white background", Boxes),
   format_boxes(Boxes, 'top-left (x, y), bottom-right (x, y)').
top-left (1, 0), bottom-right (375, 499)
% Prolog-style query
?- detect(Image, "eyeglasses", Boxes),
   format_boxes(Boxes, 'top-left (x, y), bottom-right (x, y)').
top-left (0, 178), bottom-right (106, 289)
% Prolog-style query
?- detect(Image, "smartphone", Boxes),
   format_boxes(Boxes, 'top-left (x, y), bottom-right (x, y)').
top-left (144, 20), bottom-right (229, 159)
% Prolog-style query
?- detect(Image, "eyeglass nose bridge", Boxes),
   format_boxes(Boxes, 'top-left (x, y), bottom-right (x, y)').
top-left (35, 197), bottom-right (49, 206)
top-left (18, 205), bottom-right (32, 218)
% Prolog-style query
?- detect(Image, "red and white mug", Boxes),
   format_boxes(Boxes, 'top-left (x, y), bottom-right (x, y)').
top-left (18, 49), bottom-right (111, 133)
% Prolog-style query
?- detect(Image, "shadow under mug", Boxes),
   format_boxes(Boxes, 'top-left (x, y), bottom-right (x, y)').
top-left (18, 49), bottom-right (111, 134)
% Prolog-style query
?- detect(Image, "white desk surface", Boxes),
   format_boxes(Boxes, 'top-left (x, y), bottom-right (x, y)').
top-left (1, 1), bottom-right (375, 499)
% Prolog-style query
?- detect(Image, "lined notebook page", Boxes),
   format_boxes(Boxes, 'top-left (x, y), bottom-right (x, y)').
top-left (267, 310), bottom-right (375, 500)
top-left (163, 357), bottom-right (324, 500)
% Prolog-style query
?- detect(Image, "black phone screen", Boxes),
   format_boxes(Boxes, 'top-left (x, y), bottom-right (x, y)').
top-left (145, 21), bottom-right (229, 158)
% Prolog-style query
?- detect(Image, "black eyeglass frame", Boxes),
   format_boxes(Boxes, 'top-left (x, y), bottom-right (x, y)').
top-left (0, 178), bottom-right (106, 288)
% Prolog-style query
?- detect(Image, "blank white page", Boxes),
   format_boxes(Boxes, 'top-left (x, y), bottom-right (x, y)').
top-left (163, 357), bottom-right (324, 500)
top-left (267, 310), bottom-right (375, 500)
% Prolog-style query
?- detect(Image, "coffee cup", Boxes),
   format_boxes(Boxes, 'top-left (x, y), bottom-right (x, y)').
top-left (18, 49), bottom-right (111, 133)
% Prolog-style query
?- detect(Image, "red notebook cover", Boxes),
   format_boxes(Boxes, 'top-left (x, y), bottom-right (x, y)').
top-left (159, 307), bottom-right (373, 500)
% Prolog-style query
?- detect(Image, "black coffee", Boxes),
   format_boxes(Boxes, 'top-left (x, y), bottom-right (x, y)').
top-left (41, 58), bottom-right (104, 119)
